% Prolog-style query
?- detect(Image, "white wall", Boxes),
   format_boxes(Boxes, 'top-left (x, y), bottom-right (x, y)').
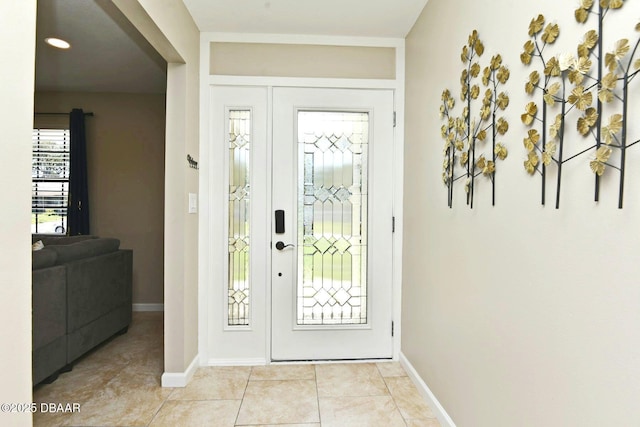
top-left (112, 0), bottom-right (200, 377)
top-left (404, 0), bottom-right (640, 426)
top-left (0, 1), bottom-right (36, 426)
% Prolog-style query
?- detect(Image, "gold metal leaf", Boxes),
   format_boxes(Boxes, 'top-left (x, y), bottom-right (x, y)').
top-left (568, 86), bottom-right (593, 110)
top-left (575, 8), bottom-right (589, 23)
top-left (529, 15), bottom-right (545, 37)
top-left (483, 88), bottom-right (493, 104)
top-left (461, 84), bottom-right (468, 101)
top-left (542, 152), bottom-right (553, 166)
top-left (635, 58), bottom-right (640, 70)
top-left (590, 160), bottom-right (605, 176)
top-left (608, 0), bottom-right (624, 9)
top-left (482, 160), bottom-right (495, 176)
top-left (523, 129), bottom-right (540, 152)
top-left (575, 56), bottom-right (592, 74)
top-left (497, 117), bottom-right (509, 135)
top-left (605, 39), bottom-right (630, 71)
top-left (497, 66), bottom-right (510, 84)
top-left (460, 151), bottom-right (469, 166)
top-left (455, 140), bottom-right (464, 151)
top-left (544, 56), bottom-right (561, 76)
top-left (482, 67), bottom-right (491, 86)
top-left (480, 105), bottom-right (491, 120)
top-left (497, 92), bottom-right (509, 110)
top-left (477, 129), bottom-right (487, 142)
top-left (595, 145), bottom-right (613, 162)
top-left (525, 71), bottom-right (539, 95)
top-left (495, 143), bottom-right (508, 160)
top-left (521, 40), bottom-right (535, 65)
top-left (550, 114), bottom-right (563, 139)
top-left (521, 102), bottom-right (538, 126)
top-left (461, 45), bottom-right (469, 62)
top-left (544, 93), bottom-right (555, 106)
top-left (470, 84), bottom-right (480, 99)
top-left (543, 141), bottom-right (557, 166)
top-left (542, 23), bottom-right (560, 44)
top-left (475, 39), bottom-right (485, 56)
top-left (468, 30), bottom-right (478, 45)
top-left (491, 54), bottom-right (502, 70)
top-left (476, 155), bottom-right (486, 170)
top-left (544, 82), bottom-right (561, 106)
top-left (602, 114), bottom-right (623, 144)
top-left (582, 30), bottom-right (599, 50)
top-left (577, 107), bottom-right (598, 136)
top-left (470, 63), bottom-right (481, 77)
top-left (547, 82), bottom-right (561, 96)
top-left (460, 69), bottom-right (468, 84)
top-left (568, 69), bottom-right (585, 85)
top-left (524, 152), bottom-right (539, 175)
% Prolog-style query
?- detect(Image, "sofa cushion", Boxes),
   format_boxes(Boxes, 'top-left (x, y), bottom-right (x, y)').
top-left (34, 235), bottom-right (97, 246)
top-left (46, 238), bottom-right (121, 264)
top-left (32, 248), bottom-right (58, 270)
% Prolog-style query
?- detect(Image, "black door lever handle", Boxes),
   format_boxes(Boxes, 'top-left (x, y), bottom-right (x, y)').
top-left (275, 241), bottom-right (294, 250)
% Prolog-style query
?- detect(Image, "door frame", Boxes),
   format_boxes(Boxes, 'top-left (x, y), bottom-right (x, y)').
top-left (198, 34), bottom-right (405, 366)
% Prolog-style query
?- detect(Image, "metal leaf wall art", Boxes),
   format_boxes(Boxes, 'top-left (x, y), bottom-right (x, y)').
top-left (520, 1), bottom-right (640, 208)
top-left (441, 30), bottom-right (510, 208)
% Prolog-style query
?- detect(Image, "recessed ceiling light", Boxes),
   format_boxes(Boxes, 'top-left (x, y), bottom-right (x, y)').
top-left (45, 37), bottom-right (71, 49)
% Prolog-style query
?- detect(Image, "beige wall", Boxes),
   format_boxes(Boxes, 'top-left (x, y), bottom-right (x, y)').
top-left (0, 1), bottom-right (36, 425)
top-left (210, 42), bottom-right (396, 79)
top-left (112, 0), bottom-right (200, 374)
top-left (34, 91), bottom-right (165, 304)
top-left (404, 1), bottom-right (640, 426)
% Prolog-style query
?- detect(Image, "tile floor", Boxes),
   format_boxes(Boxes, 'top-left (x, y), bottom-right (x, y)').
top-left (33, 312), bottom-right (440, 426)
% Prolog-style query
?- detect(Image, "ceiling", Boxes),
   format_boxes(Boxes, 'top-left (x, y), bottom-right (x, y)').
top-left (183, 0), bottom-right (428, 38)
top-left (35, 0), bottom-right (428, 94)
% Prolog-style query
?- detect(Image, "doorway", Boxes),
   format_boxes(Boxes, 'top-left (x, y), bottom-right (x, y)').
top-left (207, 85), bottom-right (395, 362)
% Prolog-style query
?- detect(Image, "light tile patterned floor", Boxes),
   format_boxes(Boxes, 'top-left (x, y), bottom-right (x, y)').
top-left (33, 312), bottom-right (440, 426)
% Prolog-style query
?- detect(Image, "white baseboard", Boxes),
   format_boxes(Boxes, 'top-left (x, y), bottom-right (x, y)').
top-left (205, 358), bottom-right (266, 366)
top-left (399, 352), bottom-right (456, 427)
top-left (132, 303), bottom-right (164, 312)
top-left (161, 354), bottom-right (199, 388)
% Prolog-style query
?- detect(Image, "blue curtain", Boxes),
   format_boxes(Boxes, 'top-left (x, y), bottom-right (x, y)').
top-left (67, 108), bottom-right (90, 235)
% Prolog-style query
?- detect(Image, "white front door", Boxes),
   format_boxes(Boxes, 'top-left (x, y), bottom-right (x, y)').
top-left (207, 86), bottom-right (394, 363)
top-left (271, 88), bottom-right (394, 360)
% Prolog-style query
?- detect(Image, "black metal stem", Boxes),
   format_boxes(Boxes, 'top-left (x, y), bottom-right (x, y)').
top-left (555, 79), bottom-right (567, 209)
top-left (595, 5), bottom-right (604, 201)
top-left (541, 99), bottom-right (547, 206)
top-left (491, 73), bottom-right (498, 206)
top-left (562, 144), bottom-right (598, 163)
top-left (466, 55), bottom-right (473, 206)
top-left (618, 78), bottom-right (629, 208)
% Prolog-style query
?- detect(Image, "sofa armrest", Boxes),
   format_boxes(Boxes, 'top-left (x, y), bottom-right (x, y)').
top-left (66, 250), bottom-right (132, 332)
top-left (32, 265), bottom-right (66, 349)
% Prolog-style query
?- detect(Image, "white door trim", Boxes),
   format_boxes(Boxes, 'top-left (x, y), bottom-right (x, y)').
top-left (198, 34), bottom-right (405, 366)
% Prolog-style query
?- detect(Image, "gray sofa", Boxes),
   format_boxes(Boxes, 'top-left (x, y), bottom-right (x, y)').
top-left (32, 235), bottom-right (132, 385)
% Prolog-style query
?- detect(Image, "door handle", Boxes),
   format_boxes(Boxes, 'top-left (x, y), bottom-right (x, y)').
top-left (275, 241), bottom-right (295, 250)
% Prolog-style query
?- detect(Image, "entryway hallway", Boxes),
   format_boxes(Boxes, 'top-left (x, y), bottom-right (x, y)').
top-left (33, 312), bottom-right (439, 426)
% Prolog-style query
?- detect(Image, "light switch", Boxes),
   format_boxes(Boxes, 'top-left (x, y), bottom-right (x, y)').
top-left (188, 193), bottom-right (198, 214)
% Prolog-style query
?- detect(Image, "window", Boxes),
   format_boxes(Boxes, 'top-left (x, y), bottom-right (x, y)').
top-left (32, 129), bottom-right (70, 234)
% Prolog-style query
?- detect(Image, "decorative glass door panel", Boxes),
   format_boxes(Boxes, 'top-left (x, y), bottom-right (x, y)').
top-left (298, 111), bottom-right (369, 326)
top-left (228, 110), bottom-right (251, 326)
